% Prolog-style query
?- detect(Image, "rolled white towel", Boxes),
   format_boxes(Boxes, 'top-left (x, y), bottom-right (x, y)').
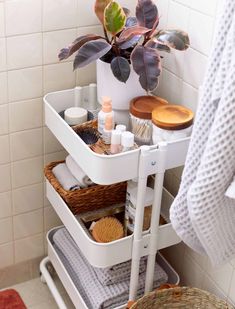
top-left (66, 155), bottom-right (94, 188)
top-left (52, 163), bottom-right (80, 191)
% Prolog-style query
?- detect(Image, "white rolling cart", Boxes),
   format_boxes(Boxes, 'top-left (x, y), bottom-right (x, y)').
top-left (40, 87), bottom-right (190, 309)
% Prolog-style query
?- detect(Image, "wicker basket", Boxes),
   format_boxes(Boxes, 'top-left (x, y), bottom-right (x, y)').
top-left (44, 160), bottom-right (127, 215)
top-left (130, 287), bottom-right (233, 309)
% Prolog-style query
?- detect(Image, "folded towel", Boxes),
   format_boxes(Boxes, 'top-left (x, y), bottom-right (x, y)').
top-left (66, 155), bottom-right (94, 188)
top-left (53, 227), bottom-right (168, 309)
top-left (93, 257), bottom-right (147, 286)
top-left (52, 163), bottom-right (80, 191)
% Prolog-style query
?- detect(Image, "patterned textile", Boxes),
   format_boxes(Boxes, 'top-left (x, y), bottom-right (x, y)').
top-left (170, 0), bottom-right (235, 265)
top-left (0, 289), bottom-right (27, 309)
top-left (53, 227), bottom-right (168, 309)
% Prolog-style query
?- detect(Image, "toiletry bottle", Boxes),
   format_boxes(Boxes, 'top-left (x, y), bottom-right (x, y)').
top-left (116, 124), bottom-right (126, 133)
top-left (121, 131), bottom-right (134, 152)
top-left (98, 96), bottom-right (114, 134)
top-left (110, 130), bottom-right (122, 154)
top-left (102, 114), bottom-right (114, 145)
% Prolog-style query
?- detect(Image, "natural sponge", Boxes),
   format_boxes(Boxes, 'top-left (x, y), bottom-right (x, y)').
top-left (92, 217), bottom-right (124, 243)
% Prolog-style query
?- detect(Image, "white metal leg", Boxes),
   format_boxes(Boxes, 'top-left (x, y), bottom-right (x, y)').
top-left (40, 257), bottom-right (67, 309)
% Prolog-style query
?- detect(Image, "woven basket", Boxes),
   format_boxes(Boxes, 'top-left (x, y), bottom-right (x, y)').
top-left (44, 160), bottom-right (127, 215)
top-left (130, 287), bottom-right (233, 309)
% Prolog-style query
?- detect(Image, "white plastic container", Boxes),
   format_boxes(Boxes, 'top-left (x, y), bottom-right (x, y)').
top-left (152, 104), bottom-right (194, 144)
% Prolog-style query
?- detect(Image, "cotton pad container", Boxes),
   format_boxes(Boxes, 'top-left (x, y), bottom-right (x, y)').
top-left (152, 104), bottom-right (194, 144)
top-left (130, 96), bottom-right (168, 145)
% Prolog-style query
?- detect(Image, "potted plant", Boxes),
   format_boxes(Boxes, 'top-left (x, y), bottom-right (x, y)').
top-left (59, 0), bottom-right (189, 125)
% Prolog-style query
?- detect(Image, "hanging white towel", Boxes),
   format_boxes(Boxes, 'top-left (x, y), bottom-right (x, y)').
top-left (170, 0), bottom-right (235, 266)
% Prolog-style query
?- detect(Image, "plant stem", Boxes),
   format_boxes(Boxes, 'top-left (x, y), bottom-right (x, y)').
top-left (113, 36), bottom-right (120, 56)
top-left (103, 27), bottom-right (111, 44)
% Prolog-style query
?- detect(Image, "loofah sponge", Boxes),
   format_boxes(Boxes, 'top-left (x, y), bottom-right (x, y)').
top-left (92, 217), bottom-right (124, 243)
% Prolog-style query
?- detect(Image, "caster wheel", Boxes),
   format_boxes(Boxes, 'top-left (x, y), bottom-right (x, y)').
top-left (40, 274), bottom-right (46, 284)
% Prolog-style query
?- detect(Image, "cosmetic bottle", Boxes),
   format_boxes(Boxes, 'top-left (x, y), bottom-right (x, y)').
top-left (110, 130), bottom-right (122, 154)
top-left (121, 131), bottom-right (134, 152)
top-left (116, 124), bottom-right (126, 133)
top-left (98, 96), bottom-right (114, 134)
top-left (102, 114), bottom-right (114, 145)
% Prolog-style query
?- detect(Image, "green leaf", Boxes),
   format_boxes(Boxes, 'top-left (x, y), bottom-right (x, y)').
top-left (111, 57), bottom-right (130, 83)
top-left (131, 45), bottom-right (161, 91)
top-left (104, 1), bottom-right (126, 36)
top-left (58, 35), bottom-right (104, 60)
top-left (136, 0), bottom-right (159, 29)
top-left (155, 30), bottom-right (190, 51)
top-left (94, 0), bottom-right (112, 24)
top-left (73, 40), bottom-right (112, 70)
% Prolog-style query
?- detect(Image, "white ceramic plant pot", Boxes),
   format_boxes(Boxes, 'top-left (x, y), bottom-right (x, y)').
top-left (96, 59), bottom-right (146, 127)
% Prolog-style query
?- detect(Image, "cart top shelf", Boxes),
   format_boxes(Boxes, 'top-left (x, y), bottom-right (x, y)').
top-left (44, 87), bottom-right (190, 185)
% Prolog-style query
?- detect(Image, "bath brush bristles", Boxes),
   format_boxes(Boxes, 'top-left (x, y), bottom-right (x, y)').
top-left (92, 217), bottom-right (124, 243)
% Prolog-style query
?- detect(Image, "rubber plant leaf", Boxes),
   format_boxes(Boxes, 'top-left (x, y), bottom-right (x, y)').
top-left (58, 35), bottom-right (104, 60)
top-left (131, 45), bottom-right (161, 91)
top-left (125, 16), bottom-right (138, 27)
top-left (123, 7), bottom-right (131, 17)
top-left (73, 40), bottom-right (112, 70)
top-left (94, 0), bottom-right (112, 24)
top-left (117, 26), bottom-right (151, 44)
top-left (104, 1), bottom-right (126, 36)
top-left (136, 0), bottom-right (159, 29)
top-left (119, 35), bottom-right (141, 49)
top-left (155, 30), bottom-right (190, 51)
top-left (145, 40), bottom-right (171, 53)
top-left (111, 56), bottom-right (130, 83)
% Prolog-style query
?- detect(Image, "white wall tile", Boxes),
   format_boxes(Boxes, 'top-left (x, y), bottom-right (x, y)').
top-left (5, 0), bottom-right (42, 36)
top-left (154, 0), bottom-right (169, 28)
top-left (181, 82), bottom-right (199, 113)
top-left (0, 217), bottom-right (13, 244)
top-left (13, 183), bottom-right (43, 215)
top-left (0, 164), bottom-right (11, 193)
top-left (181, 253), bottom-right (205, 287)
top-left (0, 135), bottom-right (10, 164)
top-left (43, 127), bottom-right (63, 154)
top-left (163, 50), bottom-right (185, 78)
top-left (14, 233), bottom-right (44, 263)
top-left (167, 1), bottom-right (189, 30)
top-left (44, 206), bottom-right (62, 233)
top-left (76, 62), bottom-right (96, 87)
top-left (188, 10), bottom-right (214, 55)
top-left (0, 38), bottom-right (6, 71)
top-left (7, 33), bottom-right (42, 70)
top-left (175, 0), bottom-right (218, 16)
top-left (13, 209), bottom-right (43, 240)
top-left (44, 150), bottom-right (67, 165)
top-left (0, 191), bottom-right (12, 219)
top-left (43, 62), bottom-right (75, 94)
top-left (11, 156), bottom-right (43, 189)
top-left (229, 269), bottom-right (235, 303)
top-left (160, 69), bottom-right (183, 104)
top-left (10, 128), bottom-right (43, 161)
top-left (9, 98), bottom-right (43, 132)
top-left (8, 67), bottom-right (43, 102)
top-left (0, 242), bottom-right (14, 269)
top-left (43, 0), bottom-right (77, 31)
top-left (183, 48), bottom-right (207, 88)
top-left (0, 3), bottom-right (5, 37)
top-left (0, 104), bottom-right (8, 135)
top-left (77, 0), bottom-right (99, 27)
top-left (43, 29), bottom-right (77, 65)
top-left (202, 274), bottom-right (228, 301)
top-left (0, 72), bottom-right (8, 105)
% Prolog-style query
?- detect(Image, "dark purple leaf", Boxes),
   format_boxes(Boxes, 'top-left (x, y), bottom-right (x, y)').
top-left (119, 35), bottom-right (141, 49)
top-left (123, 7), bottom-right (131, 17)
top-left (73, 40), bottom-right (112, 70)
top-left (131, 45), bottom-right (161, 91)
top-left (156, 30), bottom-right (190, 51)
top-left (145, 40), bottom-right (171, 52)
top-left (126, 16), bottom-right (137, 27)
top-left (136, 0), bottom-right (158, 29)
top-left (111, 56), bottom-right (130, 83)
top-left (58, 35), bottom-right (103, 60)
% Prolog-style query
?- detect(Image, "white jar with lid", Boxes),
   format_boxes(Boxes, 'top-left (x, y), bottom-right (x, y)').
top-left (152, 104), bottom-right (194, 144)
top-left (125, 186), bottom-right (154, 234)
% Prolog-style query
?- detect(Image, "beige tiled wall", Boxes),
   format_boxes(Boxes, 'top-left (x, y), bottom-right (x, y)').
top-left (159, 1), bottom-right (235, 305)
top-left (0, 0), bottom-right (234, 304)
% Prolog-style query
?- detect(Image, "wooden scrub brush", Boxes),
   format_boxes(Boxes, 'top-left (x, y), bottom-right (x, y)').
top-left (92, 217), bottom-right (124, 243)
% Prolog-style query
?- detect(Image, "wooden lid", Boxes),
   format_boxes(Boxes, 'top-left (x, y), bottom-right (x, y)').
top-left (152, 104), bottom-right (194, 130)
top-left (130, 96), bottom-right (168, 120)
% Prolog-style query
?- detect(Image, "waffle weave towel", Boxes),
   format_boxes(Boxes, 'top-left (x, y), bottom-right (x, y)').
top-left (170, 0), bottom-right (235, 266)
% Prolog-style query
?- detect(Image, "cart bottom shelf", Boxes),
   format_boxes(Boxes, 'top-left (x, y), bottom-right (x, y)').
top-left (41, 226), bottom-right (180, 309)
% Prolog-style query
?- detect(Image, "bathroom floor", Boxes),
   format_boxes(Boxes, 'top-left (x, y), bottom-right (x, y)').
top-left (3, 277), bottom-right (75, 309)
